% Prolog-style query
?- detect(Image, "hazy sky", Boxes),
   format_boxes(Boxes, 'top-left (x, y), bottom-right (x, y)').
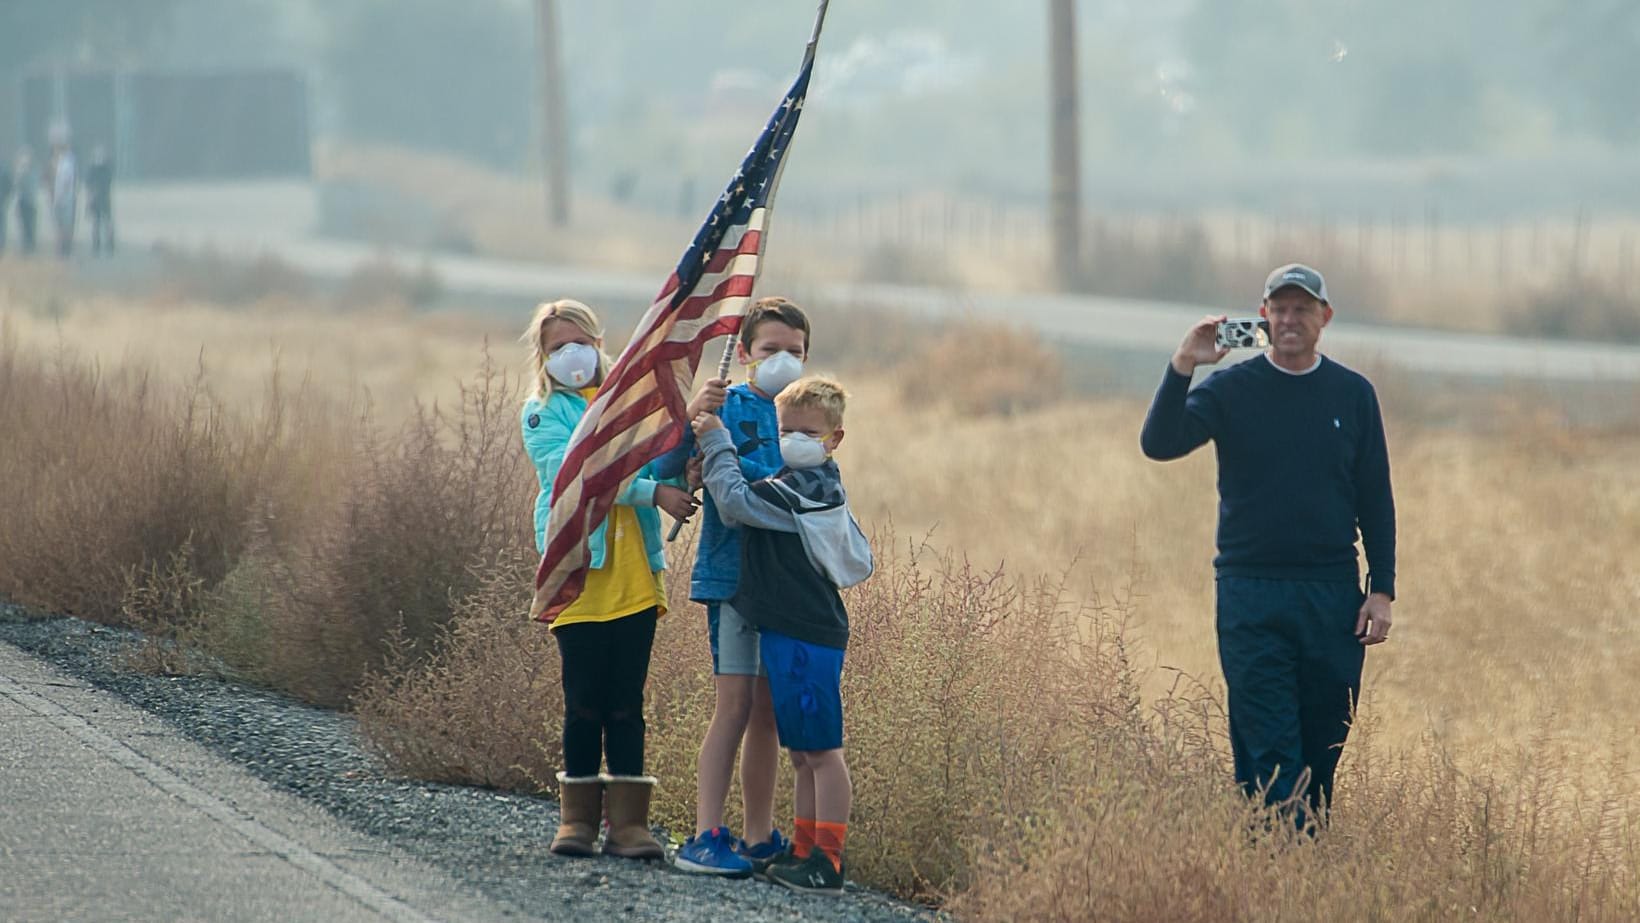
top-left (8, 0), bottom-right (1638, 216)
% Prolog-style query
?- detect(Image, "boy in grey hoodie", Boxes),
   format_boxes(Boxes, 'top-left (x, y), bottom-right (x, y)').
top-left (691, 376), bottom-right (872, 894)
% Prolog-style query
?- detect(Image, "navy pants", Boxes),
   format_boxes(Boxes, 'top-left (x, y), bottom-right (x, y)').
top-left (554, 608), bottom-right (657, 777)
top-left (1216, 576), bottom-right (1365, 826)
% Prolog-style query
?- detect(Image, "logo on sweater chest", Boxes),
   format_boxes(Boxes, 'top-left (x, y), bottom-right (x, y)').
top-left (1325, 411), bottom-right (1357, 470)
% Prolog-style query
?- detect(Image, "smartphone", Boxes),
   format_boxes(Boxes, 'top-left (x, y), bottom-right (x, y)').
top-left (1215, 318), bottom-right (1271, 350)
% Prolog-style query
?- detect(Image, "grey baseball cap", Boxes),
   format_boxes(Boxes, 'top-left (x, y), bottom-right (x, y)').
top-left (1263, 263), bottom-right (1328, 303)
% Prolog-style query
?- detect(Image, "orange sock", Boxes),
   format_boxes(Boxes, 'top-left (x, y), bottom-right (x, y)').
top-left (793, 816), bottom-right (817, 858)
top-left (814, 820), bottom-right (848, 872)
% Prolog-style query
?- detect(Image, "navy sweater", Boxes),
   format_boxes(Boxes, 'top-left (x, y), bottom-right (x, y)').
top-left (1140, 355), bottom-right (1396, 599)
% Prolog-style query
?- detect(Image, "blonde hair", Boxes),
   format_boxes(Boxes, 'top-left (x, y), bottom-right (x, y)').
top-left (774, 375), bottom-right (847, 429)
top-left (522, 299), bottom-right (611, 400)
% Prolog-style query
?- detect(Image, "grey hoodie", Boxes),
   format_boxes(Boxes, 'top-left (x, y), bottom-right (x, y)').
top-left (698, 426), bottom-right (873, 649)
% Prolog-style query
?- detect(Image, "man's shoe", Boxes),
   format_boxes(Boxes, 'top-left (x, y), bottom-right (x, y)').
top-left (673, 826), bottom-right (754, 878)
top-left (737, 828), bottom-right (790, 875)
top-left (765, 850), bottom-right (845, 895)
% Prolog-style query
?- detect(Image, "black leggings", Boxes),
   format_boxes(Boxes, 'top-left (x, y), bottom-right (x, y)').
top-left (554, 608), bottom-right (658, 777)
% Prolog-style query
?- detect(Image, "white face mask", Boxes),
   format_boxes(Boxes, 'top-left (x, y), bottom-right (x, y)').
top-left (750, 350), bottom-right (804, 396)
top-left (779, 432), bottom-right (831, 469)
top-left (546, 342), bottom-right (600, 388)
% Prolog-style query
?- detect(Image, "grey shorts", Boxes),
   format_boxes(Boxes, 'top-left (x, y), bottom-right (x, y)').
top-left (707, 601), bottom-right (764, 677)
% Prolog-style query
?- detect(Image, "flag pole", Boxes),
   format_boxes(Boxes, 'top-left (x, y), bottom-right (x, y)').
top-left (725, 0), bottom-right (828, 386)
top-left (667, 0), bottom-right (830, 543)
top-left (803, 0), bottom-right (831, 66)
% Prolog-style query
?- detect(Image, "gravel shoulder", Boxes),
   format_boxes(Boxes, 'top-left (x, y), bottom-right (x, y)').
top-left (0, 605), bottom-right (938, 923)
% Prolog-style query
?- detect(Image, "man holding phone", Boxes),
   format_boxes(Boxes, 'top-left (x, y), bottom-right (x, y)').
top-left (1139, 263), bottom-right (1396, 830)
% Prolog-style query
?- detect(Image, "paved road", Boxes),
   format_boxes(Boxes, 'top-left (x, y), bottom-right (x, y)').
top-left (117, 182), bottom-right (1640, 384)
top-left (0, 641), bottom-right (514, 923)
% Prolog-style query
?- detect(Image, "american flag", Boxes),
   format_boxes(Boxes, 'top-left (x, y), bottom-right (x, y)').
top-left (530, 9), bottom-right (826, 622)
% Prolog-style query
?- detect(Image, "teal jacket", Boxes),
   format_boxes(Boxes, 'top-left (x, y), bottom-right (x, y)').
top-left (521, 389), bottom-right (675, 573)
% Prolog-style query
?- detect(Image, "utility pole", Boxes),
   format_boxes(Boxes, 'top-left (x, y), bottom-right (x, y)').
top-left (535, 0), bottom-right (570, 227)
top-left (1048, 0), bottom-right (1082, 289)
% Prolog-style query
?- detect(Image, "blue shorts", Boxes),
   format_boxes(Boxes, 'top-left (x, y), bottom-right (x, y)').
top-left (758, 629), bottom-right (844, 752)
top-left (706, 602), bottom-right (764, 677)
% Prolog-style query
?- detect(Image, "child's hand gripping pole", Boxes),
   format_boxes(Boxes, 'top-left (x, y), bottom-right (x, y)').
top-left (666, 337), bottom-right (737, 542)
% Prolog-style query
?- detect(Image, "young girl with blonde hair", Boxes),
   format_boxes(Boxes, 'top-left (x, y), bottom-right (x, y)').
top-left (520, 299), bottom-right (699, 859)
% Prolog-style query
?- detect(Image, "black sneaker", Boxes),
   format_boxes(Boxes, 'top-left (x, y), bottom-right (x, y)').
top-left (765, 850), bottom-right (844, 895)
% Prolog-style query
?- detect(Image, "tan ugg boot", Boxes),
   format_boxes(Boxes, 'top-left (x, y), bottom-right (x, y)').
top-left (550, 773), bottom-right (603, 857)
top-left (601, 775), bottom-right (664, 859)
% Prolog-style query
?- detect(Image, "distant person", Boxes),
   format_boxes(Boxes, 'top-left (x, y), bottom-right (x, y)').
top-left (85, 145), bottom-right (114, 256)
top-left (0, 150), bottom-right (11, 255)
top-left (48, 138), bottom-right (77, 258)
top-left (519, 299), bottom-right (697, 860)
top-left (1140, 263), bottom-right (1396, 831)
top-left (13, 150), bottom-right (39, 256)
top-left (693, 375), bottom-right (874, 894)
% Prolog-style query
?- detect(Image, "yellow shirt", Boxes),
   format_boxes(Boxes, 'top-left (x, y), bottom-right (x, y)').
top-left (551, 504), bottom-right (667, 630)
top-left (549, 386), bottom-right (666, 630)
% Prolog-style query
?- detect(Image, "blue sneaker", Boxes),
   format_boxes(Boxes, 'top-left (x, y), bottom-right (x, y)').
top-left (673, 826), bottom-right (754, 878)
top-left (737, 828), bottom-right (790, 874)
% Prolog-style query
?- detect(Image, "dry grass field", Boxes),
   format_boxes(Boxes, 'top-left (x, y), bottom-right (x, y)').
top-left (3, 267), bottom-right (1638, 918)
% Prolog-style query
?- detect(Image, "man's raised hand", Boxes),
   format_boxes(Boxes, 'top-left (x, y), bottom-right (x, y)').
top-left (1172, 315), bottom-right (1231, 376)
